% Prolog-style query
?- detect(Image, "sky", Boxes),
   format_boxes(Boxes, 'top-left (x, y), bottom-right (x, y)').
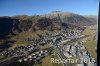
top-left (0, 0), bottom-right (99, 16)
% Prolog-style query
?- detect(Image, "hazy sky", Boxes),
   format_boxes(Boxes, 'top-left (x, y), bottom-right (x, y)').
top-left (0, 0), bottom-right (99, 16)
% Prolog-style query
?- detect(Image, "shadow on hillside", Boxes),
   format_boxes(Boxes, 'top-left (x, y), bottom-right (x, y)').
top-left (0, 17), bottom-right (14, 39)
top-left (0, 40), bottom-right (16, 52)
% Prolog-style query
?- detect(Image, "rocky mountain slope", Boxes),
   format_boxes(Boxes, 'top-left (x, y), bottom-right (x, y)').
top-left (0, 12), bottom-right (97, 39)
top-left (42, 11), bottom-right (97, 26)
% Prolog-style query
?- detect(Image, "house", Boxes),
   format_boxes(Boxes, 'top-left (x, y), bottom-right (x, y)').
top-left (24, 58), bottom-right (28, 61)
top-left (70, 46), bottom-right (76, 56)
top-left (63, 45), bottom-right (70, 52)
top-left (32, 53), bottom-right (36, 56)
top-left (28, 55), bottom-right (32, 59)
top-left (63, 52), bottom-right (72, 58)
top-left (18, 59), bottom-right (23, 62)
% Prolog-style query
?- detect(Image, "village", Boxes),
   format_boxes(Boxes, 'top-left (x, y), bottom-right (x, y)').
top-left (0, 29), bottom-right (96, 66)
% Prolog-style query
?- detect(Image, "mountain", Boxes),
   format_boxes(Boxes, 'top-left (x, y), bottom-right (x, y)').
top-left (0, 12), bottom-right (97, 39)
top-left (42, 11), bottom-right (97, 26)
top-left (84, 15), bottom-right (97, 25)
top-left (84, 15), bottom-right (97, 19)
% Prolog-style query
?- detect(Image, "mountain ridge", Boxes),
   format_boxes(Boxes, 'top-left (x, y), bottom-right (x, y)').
top-left (0, 12), bottom-right (97, 39)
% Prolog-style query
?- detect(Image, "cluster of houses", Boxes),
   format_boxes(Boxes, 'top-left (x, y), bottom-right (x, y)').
top-left (0, 33), bottom-right (55, 65)
top-left (1, 35), bottom-right (50, 57)
top-left (1, 43), bottom-right (38, 57)
top-left (18, 48), bottom-right (52, 64)
top-left (62, 42), bottom-right (96, 66)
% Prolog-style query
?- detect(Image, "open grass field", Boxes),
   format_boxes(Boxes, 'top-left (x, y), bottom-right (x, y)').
top-left (82, 25), bottom-right (97, 60)
top-left (9, 30), bottom-right (53, 48)
top-left (84, 38), bottom-right (97, 59)
top-left (36, 54), bottom-right (63, 66)
top-left (82, 25), bottom-right (97, 35)
top-left (0, 54), bottom-right (6, 63)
